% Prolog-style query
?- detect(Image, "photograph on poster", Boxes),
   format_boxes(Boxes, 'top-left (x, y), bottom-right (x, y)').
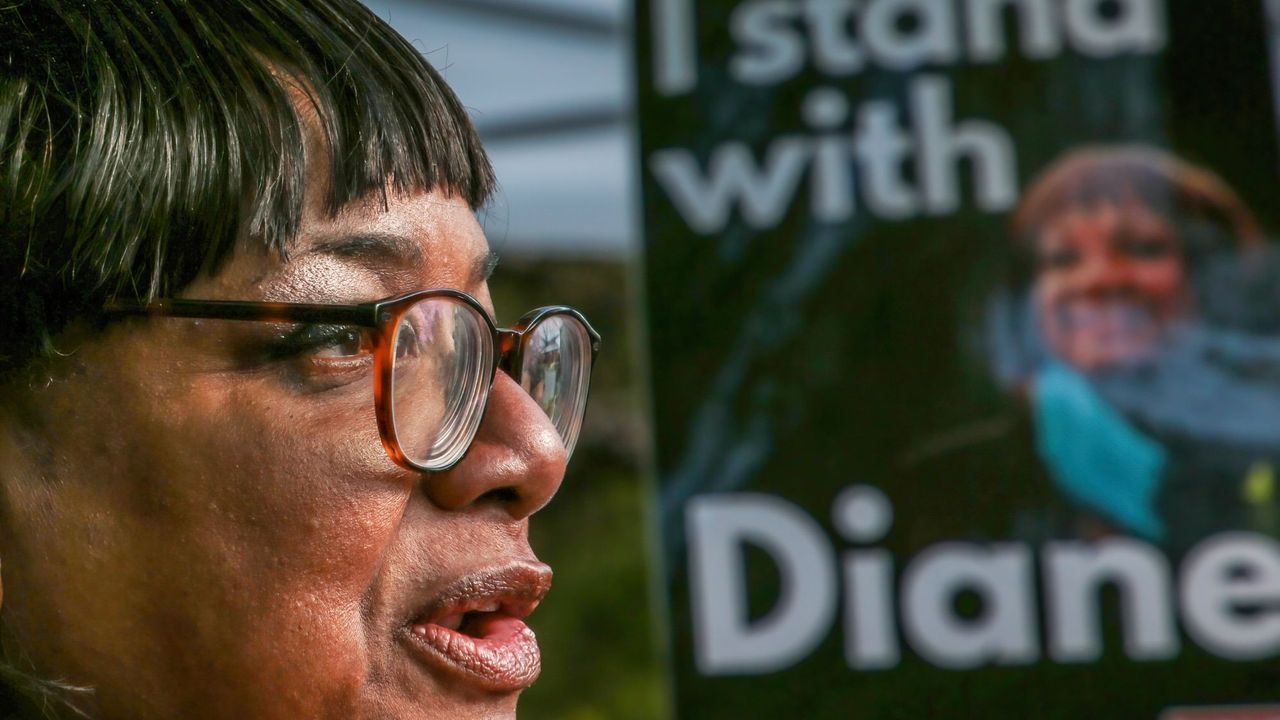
top-left (984, 146), bottom-right (1280, 550)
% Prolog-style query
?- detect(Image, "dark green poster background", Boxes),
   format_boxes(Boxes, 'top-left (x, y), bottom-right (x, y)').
top-left (636, 1), bottom-right (1280, 717)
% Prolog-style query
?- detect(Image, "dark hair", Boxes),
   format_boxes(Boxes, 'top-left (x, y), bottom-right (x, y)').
top-left (0, 0), bottom-right (496, 380)
top-left (1010, 145), bottom-right (1261, 274)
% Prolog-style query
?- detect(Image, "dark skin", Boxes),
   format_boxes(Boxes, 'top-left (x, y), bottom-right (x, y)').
top-left (0, 163), bottom-right (567, 718)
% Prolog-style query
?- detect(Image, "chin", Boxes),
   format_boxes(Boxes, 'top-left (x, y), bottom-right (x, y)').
top-left (365, 689), bottom-right (522, 720)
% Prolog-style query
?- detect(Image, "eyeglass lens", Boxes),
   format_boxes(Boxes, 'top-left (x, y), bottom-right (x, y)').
top-left (388, 296), bottom-right (593, 471)
top-left (519, 314), bottom-right (593, 458)
top-left (390, 296), bottom-right (493, 470)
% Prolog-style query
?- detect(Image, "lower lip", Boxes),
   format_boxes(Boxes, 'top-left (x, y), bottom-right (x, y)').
top-left (404, 615), bottom-right (541, 692)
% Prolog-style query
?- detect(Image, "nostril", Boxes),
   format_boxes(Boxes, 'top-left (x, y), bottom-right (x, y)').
top-left (480, 486), bottom-right (520, 505)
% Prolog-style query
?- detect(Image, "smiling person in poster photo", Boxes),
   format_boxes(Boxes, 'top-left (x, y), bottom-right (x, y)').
top-left (988, 145), bottom-right (1280, 551)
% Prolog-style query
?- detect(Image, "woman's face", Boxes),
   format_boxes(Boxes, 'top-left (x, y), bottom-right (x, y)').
top-left (0, 177), bottom-right (568, 718)
top-left (1033, 202), bottom-right (1189, 371)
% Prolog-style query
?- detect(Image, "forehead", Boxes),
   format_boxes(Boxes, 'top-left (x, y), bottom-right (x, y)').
top-left (194, 188), bottom-right (494, 304)
top-left (1042, 203), bottom-right (1171, 242)
top-left (300, 188), bottom-right (490, 270)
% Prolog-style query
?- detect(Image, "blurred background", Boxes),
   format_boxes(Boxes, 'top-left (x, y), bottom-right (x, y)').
top-left (358, 2), bottom-right (666, 718)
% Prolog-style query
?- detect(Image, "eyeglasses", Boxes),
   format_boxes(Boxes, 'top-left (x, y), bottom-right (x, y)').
top-left (105, 290), bottom-right (600, 472)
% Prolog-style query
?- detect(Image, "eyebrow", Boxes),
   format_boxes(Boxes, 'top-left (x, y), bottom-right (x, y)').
top-left (304, 232), bottom-right (500, 286)
top-left (307, 232), bottom-right (424, 269)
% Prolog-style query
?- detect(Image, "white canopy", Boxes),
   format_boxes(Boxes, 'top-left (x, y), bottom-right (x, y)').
top-left (361, 0), bottom-right (638, 259)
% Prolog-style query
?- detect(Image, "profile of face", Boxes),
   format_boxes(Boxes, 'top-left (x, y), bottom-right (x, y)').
top-left (1033, 201), bottom-right (1188, 371)
top-left (0, 158), bottom-right (570, 716)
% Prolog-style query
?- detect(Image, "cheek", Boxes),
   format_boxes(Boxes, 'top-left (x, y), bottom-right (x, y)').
top-left (166, 376), bottom-right (413, 621)
top-left (126, 374), bottom-right (412, 716)
top-left (1032, 266), bottom-right (1075, 305)
top-left (1, 367), bottom-right (406, 718)
top-left (1130, 259), bottom-right (1187, 307)
top-left (1032, 276), bottom-right (1069, 332)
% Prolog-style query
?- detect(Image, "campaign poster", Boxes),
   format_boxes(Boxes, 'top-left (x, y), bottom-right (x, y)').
top-left (635, 1), bottom-right (1280, 717)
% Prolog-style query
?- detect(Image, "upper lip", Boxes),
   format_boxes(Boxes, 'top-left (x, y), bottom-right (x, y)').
top-left (410, 560), bottom-right (553, 629)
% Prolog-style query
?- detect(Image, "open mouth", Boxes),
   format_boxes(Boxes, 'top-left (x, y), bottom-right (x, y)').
top-left (403, 562), bottom-right (552, 692)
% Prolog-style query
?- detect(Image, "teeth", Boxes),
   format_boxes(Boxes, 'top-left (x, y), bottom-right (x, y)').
top-left (422, 597), bottom-right (513, 633)
top-left (1063, 302), bottom-right (1154, 334)
top-left (430, 602), bottom-right (501, 631)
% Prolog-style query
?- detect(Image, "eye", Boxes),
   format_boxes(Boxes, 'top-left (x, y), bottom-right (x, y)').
top-left (312, 328), bottom-right (368, 358)
top-left (269, 324), bottom-right (371, 362)
top-left (1037, 244), bottom-right (1080, 271)
top-left (1119, 235), bottom-right (1175, 261)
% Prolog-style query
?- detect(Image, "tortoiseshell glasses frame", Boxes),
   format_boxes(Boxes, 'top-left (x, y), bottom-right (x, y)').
top-left (105, 289), bottom-right (601, 472)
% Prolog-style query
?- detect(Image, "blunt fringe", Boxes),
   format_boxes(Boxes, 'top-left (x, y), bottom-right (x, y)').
top-left (0, 0), bottom-right (496, 377)
top-left (1011, 145), bottom-right (1261, 261)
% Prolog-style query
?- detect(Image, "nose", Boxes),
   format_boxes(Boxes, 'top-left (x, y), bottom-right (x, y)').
top-left (420, 371), bottom-right (568, 518)
top-left (1054, 251), bottom-right (1116, 295)
top-left (1070, 248), bottom-right (1133, 297)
